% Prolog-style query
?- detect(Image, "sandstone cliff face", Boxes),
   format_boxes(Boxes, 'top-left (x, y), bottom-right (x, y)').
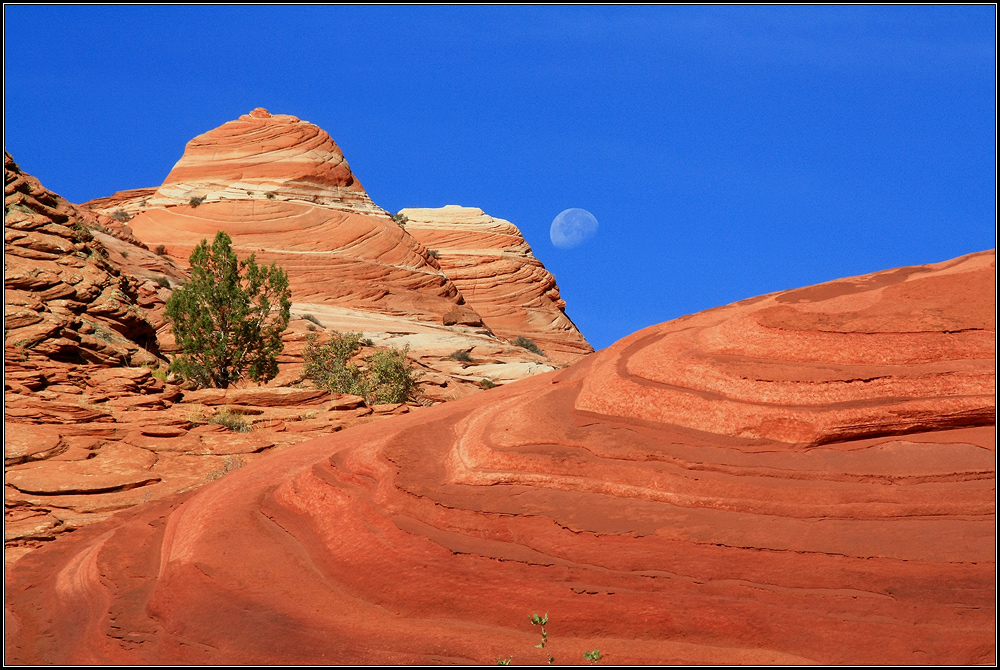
top-left (5, 251), bottom-right (993, 665)
top-left (121, 110), bottom-right (590, 391)
top-left (400, 205), bottom-right (593, 365)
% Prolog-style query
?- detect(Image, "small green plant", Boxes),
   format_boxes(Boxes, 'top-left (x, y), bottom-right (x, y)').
top-left (154, 244), bottom-right (167, 256)
top-left (189, 195), bottom-right (206, 207)
top-left (304, 331), bottom-right (365, 395)
top-left (495, 655), bottom-right (512, 665)
top-left (121, 250), bottom-right (130, 258)
top-left (449, 350), bottom-right (473, 363)
top-left (391, 212), bottom-right (408, 227)
top-left (480, 378), bottom-right (498, 389)
top-left (153, 275), bottom-right (171, 288)
top-left (110, 209), bottom-right (132, 222)
top-left (151, 368), bottom-right (168, 382)
top-left (303, 313), bottom-right (323, 327)
top-left (583, 649), bottom-right (604, 664)
top-left (264, 191), bottom-right (277, 200)
top-left (530, 612), bottom-right (554, 665)
top-left (512, 336), bottom-right (544, 357)
top-left (427, 248), bottom-right (440, 259)
top-left (210, 407), bottom-right (252, 433)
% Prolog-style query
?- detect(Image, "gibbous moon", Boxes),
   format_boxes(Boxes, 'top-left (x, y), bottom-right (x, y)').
top-left (550, 208), bottom-right (599, 249)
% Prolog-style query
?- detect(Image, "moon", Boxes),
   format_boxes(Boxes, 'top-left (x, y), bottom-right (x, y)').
top-left (550, 208), bottom-right (598, 250)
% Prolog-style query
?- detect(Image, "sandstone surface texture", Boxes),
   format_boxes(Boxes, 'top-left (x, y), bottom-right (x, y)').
top-left (400, 206), bottom-right (593, 365)
top-left (5, 250), bottom-right (994, 665)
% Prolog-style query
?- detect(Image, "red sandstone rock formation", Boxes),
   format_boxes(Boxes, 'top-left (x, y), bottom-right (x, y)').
top-left (123, 110), bottom-right (591, 390)
top-left (5, 250), bottom-right (993, 665)
top-left (400, 206), bottom-right (593, 365)
top-left (127, 109), bottom-right (466, 322)
top-left (2, 157), bottom-right (427, 565)
top-left (4, 152), bottom-right (162, 367)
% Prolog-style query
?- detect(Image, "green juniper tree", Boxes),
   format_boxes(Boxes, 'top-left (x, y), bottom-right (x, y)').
top-left (165, 231), bottom-right (291, 388)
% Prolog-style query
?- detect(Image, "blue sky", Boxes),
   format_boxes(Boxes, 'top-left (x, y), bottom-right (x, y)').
top-left (4, 5), bottom-right (995, 350)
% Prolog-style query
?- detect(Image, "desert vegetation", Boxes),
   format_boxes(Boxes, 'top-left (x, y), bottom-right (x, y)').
top-left (512, 335), bottom-right (544, 356)
top-left (165, 230), bottom-right (291, 389)
top-left (304, 331), bottom-right (421, 405)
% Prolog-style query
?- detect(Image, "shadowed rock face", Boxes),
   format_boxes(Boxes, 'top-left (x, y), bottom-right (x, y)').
top-left (5, 250), bottom-right (994, 665)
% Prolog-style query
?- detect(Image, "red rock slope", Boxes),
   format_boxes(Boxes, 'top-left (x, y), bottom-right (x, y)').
top-left (400, 206), bottom-right (593, 365)
top-left (127, 109), bottom-right (467, 323)
top-left (5, 251), bottom-right (994, 665)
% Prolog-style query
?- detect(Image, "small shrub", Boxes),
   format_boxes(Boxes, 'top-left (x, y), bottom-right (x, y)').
top-left (304, 332), bottom-right (422, 406)
top-left (303, 331), bottom-right (365, 396)
top-left (210, 407), bottom-right (252, 433)
top-left (480, 378), bottom-right (498, 389)
top-left (206, 455), bottom-right (245, 480)
top-left (303, 313), bottom-right (322, 327)
top-left (153, 275), bottom-right (171, 288)
top-left (121, 250), bottom-right (130, 258)
top-left (361, 337), bottom-right (374, 346)
top-left (391, 212), bottom-right (408, 227)
top-left (583, 649), bottom-right (604, 664)
top-left (72, 222), bottom-right (93, 244)
top-left (151, 368), bottom-right (168, 382)
top-left (512, 336), bottom-right (544, 357)
top-left (361, 346), bottom-right (422, 405)
top-left (189, 195), bottom-right (206, 207)
top-left (449, 350), bottom-right (473, 363)
top-left (110, 209), bottom-right (132, 222)
top-left (264, 191), bottom-right (277, 200)
top-left (427, 249), bottom-right (440, 259)
top-left (154, 244), bottom-right (167, 256)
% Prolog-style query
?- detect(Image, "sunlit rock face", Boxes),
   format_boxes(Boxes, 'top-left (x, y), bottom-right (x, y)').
top-left (5, 250), bottom-right (993, 665)
top-left (400, 205), bottom-right (593, 366)
top-left (127, 108), bottom-right (462, 322)
top-left (123, 111), bottom-right (593, 393)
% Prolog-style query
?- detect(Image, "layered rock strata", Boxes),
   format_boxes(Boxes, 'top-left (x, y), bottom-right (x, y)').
top-left (5, 251), bottom-right (993, 665)
top-left (4, 152), bottom-right (162, 367)
top-left (4, 145), bottom-right (586, 565)
top-left (123, 109), bottom-right (591, 385)
top-left (127, 109), bottom-right (463, 322)
top-left (400, 205), bottom-right (593, 365)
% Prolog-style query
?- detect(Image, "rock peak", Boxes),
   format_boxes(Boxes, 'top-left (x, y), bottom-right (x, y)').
top-left (146, 110), bottom-right (375, 212)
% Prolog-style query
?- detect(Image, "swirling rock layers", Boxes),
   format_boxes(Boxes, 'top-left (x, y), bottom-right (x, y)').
top-left (401, 206), bottom-right (594, 365)
top-left (5, 250), bottom-right (994, 664)
top-left (124, 111), bottom-right (592, 386)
